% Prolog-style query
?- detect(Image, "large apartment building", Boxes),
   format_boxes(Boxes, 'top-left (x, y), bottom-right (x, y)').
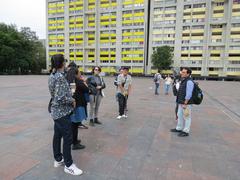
top-left (46, 0), bottom-right (240, 77)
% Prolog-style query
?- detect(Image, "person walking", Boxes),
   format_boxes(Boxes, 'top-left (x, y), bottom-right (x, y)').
top-left (70, 69), bottom-right (89, 150)
top-left (116, 67), bottom-right (132, 119)
top-left (153, 70), bottom-right (162, 95)
top-left (87, 66), bottom-right (106, 126)
top-left (170, 67), bottom-right (194, 137)
top-left (48, 54), bottom-right (82, 176)
top-left (164, 74), bottom-right (173, 95)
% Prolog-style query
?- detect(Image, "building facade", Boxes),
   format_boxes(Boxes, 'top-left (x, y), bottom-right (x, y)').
top-left (46, 0), bottom-right (240, 76)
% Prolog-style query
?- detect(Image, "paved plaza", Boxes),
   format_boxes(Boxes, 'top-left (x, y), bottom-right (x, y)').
top-left (0, 75), bottom-right (240, 180)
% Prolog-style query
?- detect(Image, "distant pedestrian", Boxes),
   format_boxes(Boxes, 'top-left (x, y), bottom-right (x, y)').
top-left (114, 68), bottom-right (123, 101)
top-left (87, 66), bottom-right (106, 126)
top-left (48, 54), bottom-right (83, 175)
top-left (170, 67), bottom-right (194, 137)
top-left (164, 74), bottom-right (173, 95)
top-left (116, 67), bottom-right (132, 119)
top-left (153, 70), bottom-right (162, 95)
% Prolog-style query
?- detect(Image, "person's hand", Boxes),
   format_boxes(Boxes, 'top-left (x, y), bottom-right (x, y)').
top-left (182, 104), bottom-right (187, 109)
top-left (96, 86), bottom-right (102, 89)
top-left (73, 101), bottom-right (76, 108)
top-left (123, 91), bottom-right (128, 96)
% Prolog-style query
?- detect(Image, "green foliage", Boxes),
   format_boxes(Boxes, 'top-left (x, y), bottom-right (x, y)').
top-left (151, 46), bottom-right (173, 71)
top-left (0, 23), bottom-right (46, 74)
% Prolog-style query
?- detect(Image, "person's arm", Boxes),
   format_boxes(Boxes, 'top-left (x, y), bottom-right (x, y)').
top-left (117, 75), bottom-right (125, 94)
top-left (184, 80), bottom-right (194, 105)
top-left (127, 76), bottom-right (132, 95)
top-left (54, 76), bottom-right (74, 105)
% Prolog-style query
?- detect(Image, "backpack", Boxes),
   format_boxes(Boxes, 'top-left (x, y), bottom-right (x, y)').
top-left (153, 74), bottom-right (159, 82)
top-left (191, 81), bottom-right (203, 105)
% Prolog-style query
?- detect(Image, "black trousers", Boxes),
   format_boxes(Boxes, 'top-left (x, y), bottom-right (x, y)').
top-left (53, 114), bottom-right (73, 167)
top-left (71, 122), bottom-right (80, 145)
top-left (118, 93), bottom-right (127, 116)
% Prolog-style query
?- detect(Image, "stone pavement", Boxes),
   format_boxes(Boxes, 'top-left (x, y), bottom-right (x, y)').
top-left (0, 75), bottom-right (240, 180)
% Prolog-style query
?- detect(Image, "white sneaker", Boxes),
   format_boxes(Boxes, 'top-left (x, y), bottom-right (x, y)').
top-left (54, 158), bottom-right (64, 168)
top-left (64, 164), bottom-right (83, 176)
top-left (117, 115), bottom-right (122, 119)
top-left (122, 114), bottom-right (128, 118)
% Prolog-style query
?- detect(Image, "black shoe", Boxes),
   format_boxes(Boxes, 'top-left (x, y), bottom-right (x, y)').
top-left (170, 128), bottom-right (182, 133)
top-left (178, 132), bottom-right (189, 137)
top-left (89, 119), bottom-right (94, 126)
top-left (72, 143), bottom-right (86, 150)
top-left (94, 118), bottom-right (102, 125)
top-left (78, 123), bottom-right (88, 129)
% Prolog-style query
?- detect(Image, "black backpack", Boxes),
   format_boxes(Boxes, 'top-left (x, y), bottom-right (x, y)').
top-left (191, 81), bottom-right (203, 105)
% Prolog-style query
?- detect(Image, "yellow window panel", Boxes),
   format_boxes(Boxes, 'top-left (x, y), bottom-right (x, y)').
top-left (230, 34), bottom-right (240, 39)
top-left (69, 7), bottom-right (75, 11)
top-left (57, 42), bottom-right (64, 45)
top-left (69, 41), bottom-right (75, 45)
top-left (192, 14), bottom-right (205, 19)
top-left (191, 36), bottom-right (204, 40)
top-left (88, 17), bottom-right (95, 21)
top-left (48, 20), bottom-right (56, 24)
top-left (76, 41), bottom-right (83, 44)
top-left (48, 26), bottom-right (57, 30)
top-left (76, 52), bottom-right (83, 55)
top-left (57, 36), bottom-right (64, 40)
top-left (122, 39), bottom-right (132, 42)
top-left (182, 36), bottom-right (190, 40)
top-left (190, 50), bottom-right (203, 54)
top-left (76, 7), bottom-right (83, 10)
top-left (210, 50), bottom-right (221, 54)
top-left (232, 4), bottom-right (240, 10)
top-left (212, 28), bottom-right (222, 33)
top-left (88, 5), bottom-right (95, 9)
top-left (101, 21), bottom-right (110, 25)
top-left (111, 2), bottom-right (117, 6)
top-left (231, 27), bottom-right (240, 32)
top-left (229, 50), bottom-right (240, 54)
top-left (76, 35), bottom-right (83, 39)
top-left (88, 34), bottom-right (95, 38)
top-left (132, 51), bottom-right (144, 54)
top-left (132, 68), bottom-right (144, 73)
top-left (123, 1), bottom-right (133, 5)
top-left (232, 12), bottom-right (240, 17)
top-left (100, 40), bottom-right (110, 43)
top-left (49, 52), bottom-right (57, 55)
top-left (228, 57), bottom-right (240, 61)
top-left (183, 9), bottom-right (191, 13)
top-left (213, 13), bottom-right (224, 18)
top-left (123, 20), bottom-right (133, 24)
top-left (88, 51), bottom-right (95, 55)
top-left (48, 3), bottom-right (56, 8)
top-left (70, 57), bottom-right (75, 61)
top-left (110, 51), bottom-right (115, 54)
top-left (100, 16), bottom-right (110, 20)
top-left (57, 25), bottom-right (64, 29)
top-left (122, 51), bottom-right (131, 55)
top-left (75, 1), bottom-right (83, 5)
top-left (100, 51), bottom-right (109, 55)
top-left (153, 30), bottom-right (163, 35)
top-left (133, 38), bottom-right (144, 42)
top-left (192, 71), bottom-right (201, 75)
top-left (122, 57), bottom-right (132, 61)
top-left (101, 0), bottom-right (109, 2)
top-left (100, 34), bottom-right (110, 37)
top-left (100, 3), bottom-right (110, 8)
top-left (123, 14), bottom-right (133, 18)
top-left (226, 72), bottom-right (240, 76)
top-left (76, 57), bottom-right (83, 61)
top-left (88, 23), bottom-right (95, 26)
top-left (100, 57), bottom-right (109, 61)
top-left (57, 4), bottom-right (64, 7)
top-left (122, 32), bottom-right (132, 36)
top-left (57, 20), bottom-right (64, 23)
top-left (111, 21), bottom-right (116, 25)
top-left (183, 15), bottom-right (191, 20)
top-left (110, 34), bottom-right (116, 37)
top-left (211, 35), bottom-right (222, 40)
top-left (134, 19), bottom-right (144, 23)
top-left (133, 31), bottom-right (144, 35)
top-left (88, 57), bottom-right (95, 60)
top-left (213, 6), bottom-right (224, 11)
top-left (164, 10), bottom-right (176, 14)
top-left (76, 24), bottom-right (83, 28)
top-left (192, 7), bottom-right (206, 13)
top-left (70, 52), bottom-right (75, 55)
top-left (181, 50), bottom-right (189, 54)
top-left (48, 10), bottom-right (56, 14)
top-left (57, 9), bottom-right (64, 13)
top-left (210, 57), bottom-right (221, 60)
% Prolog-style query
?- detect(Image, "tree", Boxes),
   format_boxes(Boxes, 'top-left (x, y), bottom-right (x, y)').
top-left (0, 23), bottom-right (46, 74)
top-left (151, 46), bottom-right (173, 71)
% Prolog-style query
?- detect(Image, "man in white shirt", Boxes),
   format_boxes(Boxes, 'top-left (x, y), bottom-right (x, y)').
top-left (116, 67), bottom-right (132, 119)
top-left (153, 70), bottom-right (162, 95)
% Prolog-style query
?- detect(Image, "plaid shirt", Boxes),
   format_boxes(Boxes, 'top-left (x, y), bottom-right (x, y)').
top-left (48, 71), bottom-right (74, 120)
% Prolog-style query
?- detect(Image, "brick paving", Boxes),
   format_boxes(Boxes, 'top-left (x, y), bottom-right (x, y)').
top-left (0, 75), bottom-right (239, 180)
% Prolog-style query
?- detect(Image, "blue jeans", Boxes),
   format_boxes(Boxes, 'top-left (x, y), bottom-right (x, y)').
top-left (155, 83), bottom-right (159, 94)
top-left (53, 114), bottom-right (73, 167)
top-left (164, 84), bottom-right (170, 94)
top-left (176, 104), bottom-right (192, 133)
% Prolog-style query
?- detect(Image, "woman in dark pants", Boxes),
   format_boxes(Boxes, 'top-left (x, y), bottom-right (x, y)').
top-left (48, 54), bottom-right (82, 176)
top-left (70, 69), bottom-right (89, 150)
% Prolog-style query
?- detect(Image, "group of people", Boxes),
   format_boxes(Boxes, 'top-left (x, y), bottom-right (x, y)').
top-left (48, 54), bottom-right (195, 176)
top-left (153, 70), bottom-right (173, 95)
top-left (48, 54), bottom-right (132, 176)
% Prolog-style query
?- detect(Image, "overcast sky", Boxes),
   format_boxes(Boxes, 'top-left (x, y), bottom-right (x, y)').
top-left (0, 0), bottom-right (46, 39)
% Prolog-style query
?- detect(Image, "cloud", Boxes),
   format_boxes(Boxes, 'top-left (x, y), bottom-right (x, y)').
top-left (0, 0), bottom-right (46, 39)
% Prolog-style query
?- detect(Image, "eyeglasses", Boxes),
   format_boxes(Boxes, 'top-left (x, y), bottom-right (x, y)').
top-left (94, 69), bottom-right (99, 71)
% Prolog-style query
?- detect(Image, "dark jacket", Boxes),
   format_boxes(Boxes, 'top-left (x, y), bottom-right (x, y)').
top-left (87, 75), bottom-right (106, 96)
top-left (176, 77), bottom-right (194, 104)
top-left (73, 79), bottom-right (89, 107)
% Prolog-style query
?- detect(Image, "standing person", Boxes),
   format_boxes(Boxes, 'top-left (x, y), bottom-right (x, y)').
top-left (87, 66), bottom-right (106, 126)
top-left (170, 67), bottom-right (194, 137)
top-left (48, 54), bottom-right (82, 176)
top-left (66, 62), bottom-right (86, 143)
top-left (114, 68), bottom-right (123, 101)
top-left (116, 67), bottom-right (132, 119)
top-left (164, 74), bottom-right (173, 95)
top-left (70, 69), bottom-right (89, 150)
top-left (153, 70), bottom-right (162, 95)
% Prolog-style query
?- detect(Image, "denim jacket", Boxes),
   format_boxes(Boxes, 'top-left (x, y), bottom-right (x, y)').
top-left (48, 71), bottom-right (74, 120)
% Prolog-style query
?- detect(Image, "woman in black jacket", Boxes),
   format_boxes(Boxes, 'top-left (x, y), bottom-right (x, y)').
top-left (70, 69), bottom-right (89, 150)
top-left (87, 66), bottom-right (106, 126)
